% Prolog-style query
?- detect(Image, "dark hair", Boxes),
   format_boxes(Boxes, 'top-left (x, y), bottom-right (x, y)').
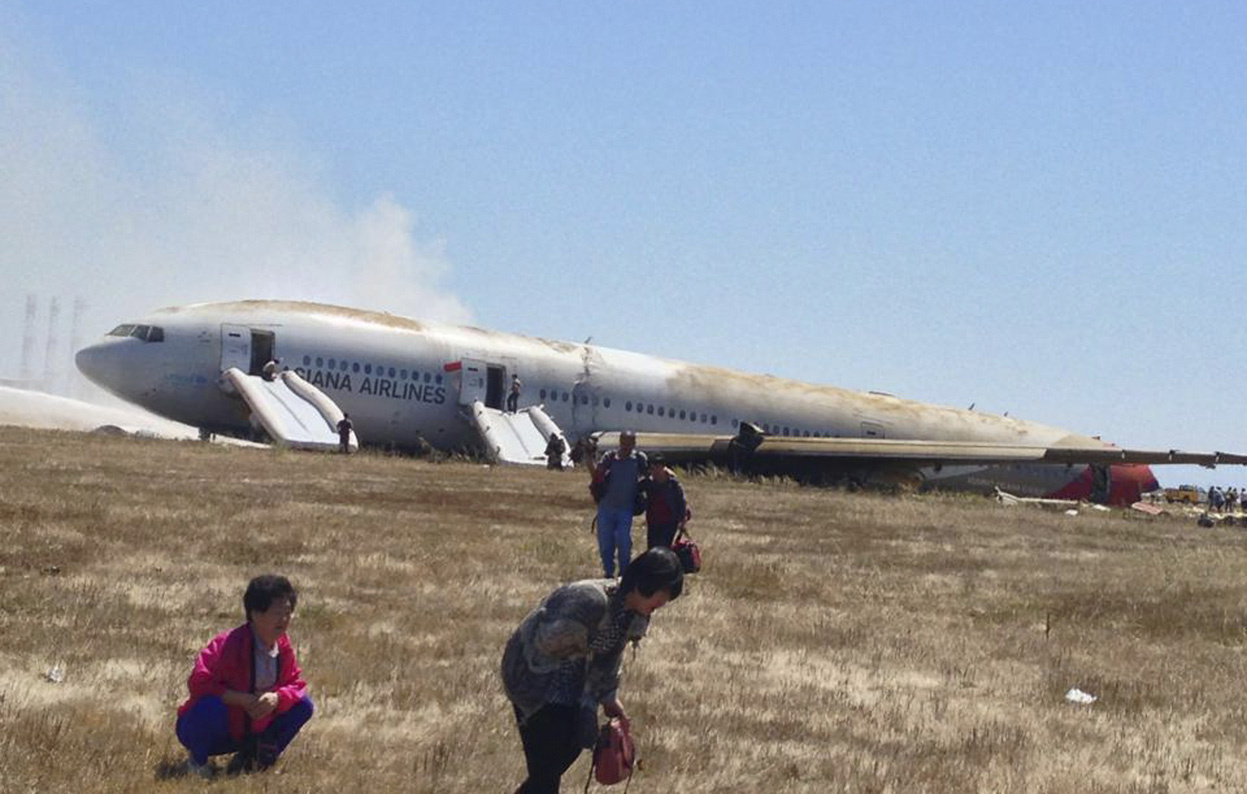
top-left (620, 547), bottom-right (683, 600)
top-left (243, 574), bottom-right (298, 621)
top-left (649, 453), bottom-right (667, 467)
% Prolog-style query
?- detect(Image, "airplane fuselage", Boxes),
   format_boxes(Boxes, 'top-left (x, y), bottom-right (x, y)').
top-left (75, 300), bottom-right (1159, 503)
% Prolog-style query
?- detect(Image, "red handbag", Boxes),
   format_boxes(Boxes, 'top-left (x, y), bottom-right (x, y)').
top-left (671, 527), bottom-right (701, 574)
top-left (590, 718), bottom-right (635, 787)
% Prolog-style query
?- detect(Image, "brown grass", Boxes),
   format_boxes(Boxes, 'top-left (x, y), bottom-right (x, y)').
top-left (2, 426), bottom-right (1246, 792)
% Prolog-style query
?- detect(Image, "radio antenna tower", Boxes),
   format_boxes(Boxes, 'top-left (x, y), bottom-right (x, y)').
top-left (43, 296), bottom-right (61, 393)
top-left (70, 297), bottom-right (86, 398)
top-left (21, 295), bottom-right (37, 382)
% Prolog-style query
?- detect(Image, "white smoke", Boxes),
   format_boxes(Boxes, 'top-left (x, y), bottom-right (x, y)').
top-left (0, 22), bottom-right (471, 386)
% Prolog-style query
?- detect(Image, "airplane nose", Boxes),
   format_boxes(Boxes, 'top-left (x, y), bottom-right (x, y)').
top-left (75, 340), bottom-right (129, 394)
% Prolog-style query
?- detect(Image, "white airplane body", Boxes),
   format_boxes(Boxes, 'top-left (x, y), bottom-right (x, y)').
top-left (76, 300), bottom-right (1243, 505)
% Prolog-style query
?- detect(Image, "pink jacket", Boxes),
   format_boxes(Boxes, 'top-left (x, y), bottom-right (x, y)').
top-left (177, 623), bottom-right (308, 740)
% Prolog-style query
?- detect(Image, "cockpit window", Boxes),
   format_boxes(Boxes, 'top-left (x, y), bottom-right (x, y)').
top-left (106, 324), bottom-right (164, 342)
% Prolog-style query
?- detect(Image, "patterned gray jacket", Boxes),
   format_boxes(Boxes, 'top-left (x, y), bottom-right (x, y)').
top-left (501, 579), bottom-right (649, 722)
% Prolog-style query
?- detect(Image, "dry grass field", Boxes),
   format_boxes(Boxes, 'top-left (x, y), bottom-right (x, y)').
top-left (3, 426), bottom-right (1247, 793)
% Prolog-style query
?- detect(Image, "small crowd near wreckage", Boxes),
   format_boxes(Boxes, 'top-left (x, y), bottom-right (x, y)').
top-left (173, 430), bottom-right (696, 792)
top-left (1157, 484), bottom-right (1247, 528)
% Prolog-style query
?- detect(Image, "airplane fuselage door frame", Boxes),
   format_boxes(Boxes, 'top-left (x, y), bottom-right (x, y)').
top-left (459, 359), bottom-right (489, 406)
top-left (458, 357), bottom-right (510, 409)
top-left (221, 325), bottom-right (251, 373)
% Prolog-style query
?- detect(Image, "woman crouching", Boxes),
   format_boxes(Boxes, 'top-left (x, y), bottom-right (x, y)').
top-left (175, 574), bottom-right (314, 777)
top-left (501, 547), bottom-right (684, 793)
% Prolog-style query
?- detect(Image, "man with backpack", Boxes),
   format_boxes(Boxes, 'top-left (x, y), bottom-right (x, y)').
top-left (591, 431), bottom-right (647, 577)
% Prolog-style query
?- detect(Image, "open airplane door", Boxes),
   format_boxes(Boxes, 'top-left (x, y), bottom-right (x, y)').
top-left (457, 358), bottom-right (507, 409)
top-left (220, 325), bottom-right (275, 376)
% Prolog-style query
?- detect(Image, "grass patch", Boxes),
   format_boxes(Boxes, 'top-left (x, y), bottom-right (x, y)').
top-left (2, 426), bottom-right (1246, 791)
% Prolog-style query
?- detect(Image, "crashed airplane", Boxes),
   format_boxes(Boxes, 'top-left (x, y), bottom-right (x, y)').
top-left (75, 300), bottom-right (1245, 505)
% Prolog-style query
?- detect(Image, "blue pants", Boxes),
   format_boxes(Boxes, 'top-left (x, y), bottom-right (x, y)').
top-left (176, 695), bottom-right (314, 766)
top-left (596, 506), bottom-right (633, 577)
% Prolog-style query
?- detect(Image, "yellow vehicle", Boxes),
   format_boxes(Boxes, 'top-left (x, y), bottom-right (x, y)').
top-left (1164, 484), bottom-right (1203, 504)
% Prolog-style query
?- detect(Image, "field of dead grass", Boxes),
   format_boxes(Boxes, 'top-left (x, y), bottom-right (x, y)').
top-left (2, 426), bottom-right (1247, 793)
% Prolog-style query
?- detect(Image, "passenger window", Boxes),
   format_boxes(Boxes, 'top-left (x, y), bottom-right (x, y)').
top-left (303, 356), bottom-right (312, 366)
top-left (604, 398), bottom-right (611, 408)
top-left (328, 358), bottom-right (336, 369)
top-left (701, 414), bottom-right (708, 423)
top-left (388, 367), bottom-right (396, 378)
top-left (424, 373), bottom-right (432, 383)
top-left (647, 405), bottom-right (654, 415)
top-left (626, 401), bottom-right (633, 411)
top-left (658, 407), bottom-right (665, 417)
top-left (316, 357), bottom-right (324, 367)
top-left (711, 416), bottom-right (717, 425)
top-left (340, 360), bottom-right (349, 371)
top-left (353, 363), bottom-right (360, 373)
top-left (365, 364), bottom-right (372, 374)
top-left (435, 374), bottom-right (443, 384)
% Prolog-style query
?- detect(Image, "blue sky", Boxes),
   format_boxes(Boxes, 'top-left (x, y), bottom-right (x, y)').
top-left (2, 2), bottom-right (1243, 487)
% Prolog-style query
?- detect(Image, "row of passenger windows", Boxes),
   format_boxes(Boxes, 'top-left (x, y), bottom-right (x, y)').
top-left (535, 388), bottom-right (719, 426)
top-left (625, 400), bottom-right (718, 425)
top-left (758, 423), bottom-right (836, 438)
top-left (108, 324), bottom-right (164, 342)
top-left (295, 362), bottom-right (826, 438)
top-left (302, 355), bottom-right (444, 385)
top-left (527, 388), bottom-right (834, 436)
top-left (538, 388), bottom-right (612, 408)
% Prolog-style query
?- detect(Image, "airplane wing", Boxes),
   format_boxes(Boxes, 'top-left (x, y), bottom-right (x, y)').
top-left (591, 424), bottom-right (1247, 469)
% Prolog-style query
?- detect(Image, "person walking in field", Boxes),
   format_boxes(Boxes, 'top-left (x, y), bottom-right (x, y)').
top-left (501, 547), bottom-right (684, 794)
top-left (336, 413), bottom-right (354, 454)
top-left (592, 430), bottom-right (648, 577)
top-left (641, 453), bottom-right (688, 549)
top-left (175, 575), bottom-right (313, 778)
top-left (544, 432), bottom-right (566, 471)
top-left (1211, 486), bottom-right (1225, 512)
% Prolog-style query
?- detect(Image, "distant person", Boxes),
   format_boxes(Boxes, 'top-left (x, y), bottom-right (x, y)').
top-left (1240, 488), bottom-right (1246, 514)
top-left (507, 374), bottom-right (523, 413)
top-left (336, 413), bottom-right (354, 454)
top-left (501, 547), bottom-right (684, 794)
top-left (544, 432), bottom-right (566, 471)
top-left (641, 453), bottom-right (688, 549)
top-left (571, 437), bottom-right (599, 476)
top-left (261, 359), bottom-right (281, 382)
top-left (176, 575), bottom-right (312, 778)
top-left (593, 431), bottom-right (648, 577)
top-left (1211, 486), bottom-right (1225, 512)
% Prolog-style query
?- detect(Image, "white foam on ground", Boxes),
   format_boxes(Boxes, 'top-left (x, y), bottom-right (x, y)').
top-left (0, 386), bottom-right (256, 446)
